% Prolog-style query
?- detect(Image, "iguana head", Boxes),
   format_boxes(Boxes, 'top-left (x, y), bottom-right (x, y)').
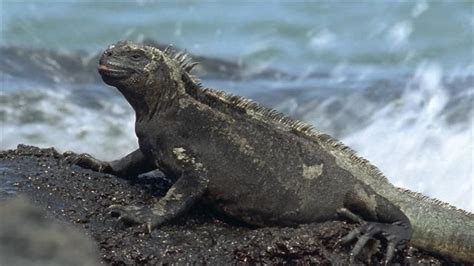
top-left (98, 41), bottom-right (167, 90)
top-left (98, 41), bottom-right (197, 115)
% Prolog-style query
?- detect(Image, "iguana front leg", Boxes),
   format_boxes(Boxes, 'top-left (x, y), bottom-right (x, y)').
top-left (64, 149), bottom-right (155, 178)
top-left (107, 172), bottom-right (209, 232)
top-left (339, 183), bottom-right (413, 264)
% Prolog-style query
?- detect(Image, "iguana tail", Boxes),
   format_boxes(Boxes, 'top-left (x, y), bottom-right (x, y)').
top-left (390, 188), bottom-right (474, 263)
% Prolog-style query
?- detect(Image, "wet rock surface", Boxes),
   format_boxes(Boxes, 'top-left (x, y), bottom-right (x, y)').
top-left (0, 145), bottom-right (447, 265)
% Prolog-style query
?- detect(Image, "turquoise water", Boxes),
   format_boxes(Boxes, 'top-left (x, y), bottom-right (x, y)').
top-left (2, 1), bottom-right (472, 70)
top-left (1, 1), bottom-right (473, 211)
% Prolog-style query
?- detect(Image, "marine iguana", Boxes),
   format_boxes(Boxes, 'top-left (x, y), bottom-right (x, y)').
top-left (66, 41), bottom-right (474, 263)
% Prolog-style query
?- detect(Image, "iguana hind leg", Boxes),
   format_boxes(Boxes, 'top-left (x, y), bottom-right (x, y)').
top-left (339, 183), bottom-right (412, 264)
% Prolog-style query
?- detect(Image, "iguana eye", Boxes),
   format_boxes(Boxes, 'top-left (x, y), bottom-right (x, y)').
top-left (130, 53), bottom-right (143, 60)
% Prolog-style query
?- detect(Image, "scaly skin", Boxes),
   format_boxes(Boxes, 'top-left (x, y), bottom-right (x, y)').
top-left (67, 41), bottom-right (473, 263)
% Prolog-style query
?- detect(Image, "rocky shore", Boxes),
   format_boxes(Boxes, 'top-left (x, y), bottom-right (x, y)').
top-left (0, 145), bottom-right (448, 264)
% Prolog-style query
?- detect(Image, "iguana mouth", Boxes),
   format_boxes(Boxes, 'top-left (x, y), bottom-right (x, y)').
top-left (98, 64), bottom-right (132, 79)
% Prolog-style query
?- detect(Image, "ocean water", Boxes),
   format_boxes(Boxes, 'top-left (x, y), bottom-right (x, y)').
top-left (0, 1), bottom-right (473, 211)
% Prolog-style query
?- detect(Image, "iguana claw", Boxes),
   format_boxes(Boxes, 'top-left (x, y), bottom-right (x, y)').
top-left (63, 151), bottom-right (110, 173)
top-left (107, 204), bottom-right (164, 231)
top-left (340, 221), bottom-right (410, 264)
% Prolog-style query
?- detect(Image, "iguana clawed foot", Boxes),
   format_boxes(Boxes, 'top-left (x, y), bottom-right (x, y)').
top-left (63, 151), bottom-right (111, 173)
top-left (337, 208), bottom-right (410, 264)
top-left (107, 204), bottom-right (165, 233)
